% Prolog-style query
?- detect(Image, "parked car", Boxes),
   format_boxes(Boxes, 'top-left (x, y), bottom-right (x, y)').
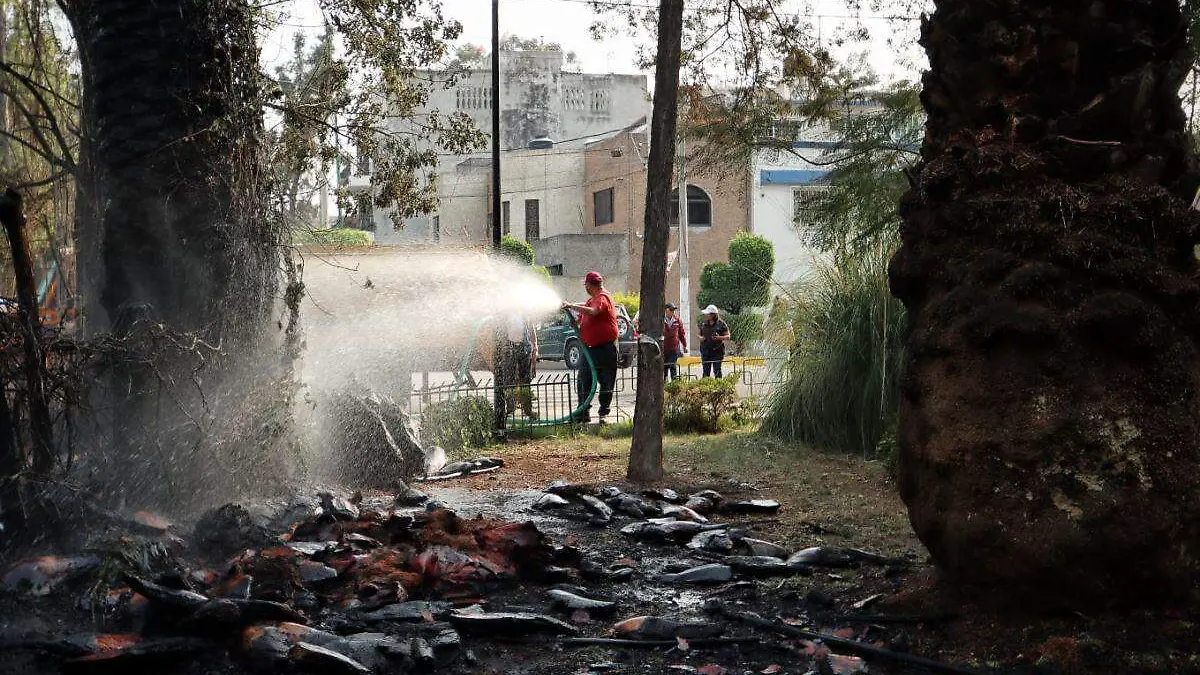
top-left (536, 305), bottom-right (637, 369)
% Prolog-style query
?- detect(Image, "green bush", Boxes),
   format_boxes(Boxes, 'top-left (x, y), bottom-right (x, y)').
top-left (876, 422), bottom-right (899, 479)
top-left (664, 376), bottom-right (738, 434)
top-left (760, 247), bottom-right (905, 457)
top-left (723, 312), bottom-right (765, 352)
top-left (730, 396), bottom-right (762, 428)
top-left (420, 396), bottom-right (493, 453)
top-left (611, 291), bottom-right (640, 317)
top-left (697, 232), bottom-right (775, 314)
top-left (295, 228), bottom-right (372, 247)
top-left (500, 235), bottom-right (535, 266)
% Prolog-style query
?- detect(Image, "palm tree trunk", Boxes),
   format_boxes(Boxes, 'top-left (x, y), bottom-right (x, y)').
top-left (64, 0), bottom-right (273, 339)
top-left (891, 0), bottom-right (1200, 609)
top-left (62, 0), bottom-right (276, 506)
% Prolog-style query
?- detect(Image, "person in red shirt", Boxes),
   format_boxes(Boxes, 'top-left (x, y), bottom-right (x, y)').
top-left (662, 302), bottom-right (687, 381)
top-left (561, 270), bottom-right (619, 423)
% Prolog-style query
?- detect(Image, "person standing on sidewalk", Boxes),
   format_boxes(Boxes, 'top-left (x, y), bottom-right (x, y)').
top-left (662, 302), bottom-right (687, 381)
top-left (698, 304), bottom-right (730, 378)
top-left (562, 271), bottom-right (619, 423)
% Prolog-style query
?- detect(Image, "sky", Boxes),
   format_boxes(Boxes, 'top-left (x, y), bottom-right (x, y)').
top-left (262, 0), bottom-right (926, 84)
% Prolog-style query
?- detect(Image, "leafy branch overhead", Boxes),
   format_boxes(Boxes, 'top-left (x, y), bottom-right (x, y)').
top-left (589, 0), bottom-right (841, 164)
top-left (265, 0), bottom-right (487, 229)
top-left (800, 80), bottom-right (922, 255)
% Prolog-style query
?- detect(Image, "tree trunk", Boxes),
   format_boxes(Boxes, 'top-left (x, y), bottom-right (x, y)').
top-left (65, 0), bottom-right (273, 338)
top-left (891, 0), bottom-right (1200, 609)
top-left (627, 0), bottom-right (684, 483)
top-left (62, 0), bottom-right (278, 507)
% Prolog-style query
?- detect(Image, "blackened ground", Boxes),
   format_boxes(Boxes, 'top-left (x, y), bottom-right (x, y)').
top-left (2, 432), bottom-right (1199, 674)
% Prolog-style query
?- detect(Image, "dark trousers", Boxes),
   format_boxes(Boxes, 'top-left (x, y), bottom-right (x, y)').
top-left (701, 353), bottom-right (724, 378)
top-left (576, 342), bottom-right (618, 420)
top-left (663, 350), bottom-right (680, 381)
top-left (496, 341), bottom-right (534, 418)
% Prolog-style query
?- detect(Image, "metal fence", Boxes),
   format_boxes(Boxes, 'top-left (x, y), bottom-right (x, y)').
top-left (409, 355), bottom-right (788, 433)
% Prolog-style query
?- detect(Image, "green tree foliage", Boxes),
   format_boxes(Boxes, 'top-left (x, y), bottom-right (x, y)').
top-left (611, 291), bottom-right (640, 316)
top-left (696, 233), bottom-right (773, 351)
top-left (589, 0), bottom-right (845, 182)
top-left (697, 232), bottom-right (774, 314)
top-left (499, 235), bottom-right (535, 266)
top-left (498, 235), bottom-right (552, 285)
top-left (801, 81), bottom-right (922, 254)
top-left (264, 0), bottom-right (487, 229)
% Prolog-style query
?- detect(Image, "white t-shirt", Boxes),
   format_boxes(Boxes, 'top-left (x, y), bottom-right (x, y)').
top-left (506, 315), bottom-right (527, 343)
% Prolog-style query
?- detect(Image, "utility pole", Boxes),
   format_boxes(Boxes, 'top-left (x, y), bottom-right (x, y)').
top-left (676, 136), bottom-right (691, 355)
top-left (490, 0), bottom-right (502, 250)
top-left (490, 0), bottom-right (505, 437)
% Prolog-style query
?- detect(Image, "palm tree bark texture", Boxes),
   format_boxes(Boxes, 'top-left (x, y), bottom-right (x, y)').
top-left (62, 0), bottom-right (274, 341)
top-left (891, 0), bottom-right (1200, 608)
top-left (59, 0), bottom-right (278, 506)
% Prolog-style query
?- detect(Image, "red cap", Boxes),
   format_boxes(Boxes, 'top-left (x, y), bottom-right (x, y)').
top-left (584, 271), bottom-right (603, 285)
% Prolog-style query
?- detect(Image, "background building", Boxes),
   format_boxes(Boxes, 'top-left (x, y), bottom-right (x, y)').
top-left (343, 48), bottom-right (649, 245)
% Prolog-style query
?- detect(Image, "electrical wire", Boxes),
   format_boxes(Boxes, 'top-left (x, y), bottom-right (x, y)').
top-left (508, 0), bottom-right (922, 21)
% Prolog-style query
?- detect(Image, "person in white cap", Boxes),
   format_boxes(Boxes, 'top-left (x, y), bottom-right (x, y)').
top-left (698, 304), bottom-right (730, 378)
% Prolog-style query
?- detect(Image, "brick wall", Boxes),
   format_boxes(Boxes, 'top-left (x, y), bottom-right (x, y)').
top-left (583, 129), bottom-right (750, 347)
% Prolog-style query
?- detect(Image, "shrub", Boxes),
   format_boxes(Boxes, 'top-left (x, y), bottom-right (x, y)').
top-left (697, 232), bottom-right (775, 314)
top-left (295, 228), bottom-right (372, 247)
top-left (876, 422), bottom-right (899, 479)
top-left (724, 312), bottom-right (765, 353)
top-left (664, 375), bottom-right (738, 434)
top-left (420, 396), bottom-right (493, 453)
top-left (611, 291), bottom-right (640, 317)
top-left (760, 247), bottom-right (905, 457)
top-left (730, 396), bottom-right (762, 428)
top-left (500, 235), bottom-right (535, 266)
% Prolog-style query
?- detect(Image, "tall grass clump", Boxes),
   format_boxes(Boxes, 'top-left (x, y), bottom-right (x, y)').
top-left (761, 247), bottom-right (905, 457)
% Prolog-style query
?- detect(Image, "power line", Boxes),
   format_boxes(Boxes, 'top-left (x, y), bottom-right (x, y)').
top-left (508, 0), bottom-right (922, 21)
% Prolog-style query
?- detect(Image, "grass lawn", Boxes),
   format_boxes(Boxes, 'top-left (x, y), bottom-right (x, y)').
top-left (453, 429), bottom-right (923, 559)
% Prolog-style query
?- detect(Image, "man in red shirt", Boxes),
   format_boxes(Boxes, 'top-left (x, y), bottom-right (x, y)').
top-left (662, 302), bottom-right (687, 381)
top-left (561, 270), bottom-right (619, 423)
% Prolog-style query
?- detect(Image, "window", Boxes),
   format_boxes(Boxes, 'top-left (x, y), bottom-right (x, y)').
top-left (524, 199), bottom-right (540, 241)
top-left (501, 201), bottom-right (510, 235)
top-left (432, 215), bottom-right (440, 242)
top-left (793, 188), bottom-right (824, 225)
top-left (590, 89), bottom-right (611, 113)
top-left (670, 185), bottom-right (712, 227)
top-left (546, 263), bottom-right (564, 276)
top-left (593, 188), bottom-right (614, 226)
top-left (355, 148), bottom-right (371, 176)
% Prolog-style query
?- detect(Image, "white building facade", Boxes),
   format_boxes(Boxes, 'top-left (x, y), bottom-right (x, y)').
top-left (749, 142), bottom-right (832, 287)
top-left (346, 49), bottom-right (649, 246)
top-left (749, 101), bottom-right (882, 288)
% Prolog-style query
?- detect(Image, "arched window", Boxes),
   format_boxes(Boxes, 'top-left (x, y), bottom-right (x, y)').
top-left (670, 185), bottom-right (712, 227)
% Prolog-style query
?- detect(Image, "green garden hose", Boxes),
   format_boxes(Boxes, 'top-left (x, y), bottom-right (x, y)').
top-left (441, 309), bottom-right (598, 427)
